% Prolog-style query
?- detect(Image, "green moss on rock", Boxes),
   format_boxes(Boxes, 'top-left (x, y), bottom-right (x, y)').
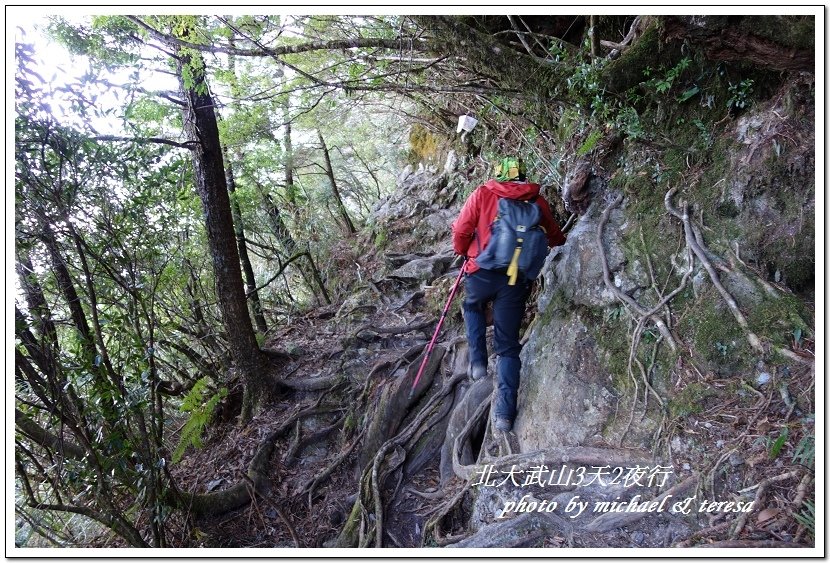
top-left (738, 15), bottom-right (815, 51)
top-left (747, 294), bottom-right (812, 349)
top-left (668, 382), bottom-right (718, 418)
top-left (601, 24), bottom-right (665, 94)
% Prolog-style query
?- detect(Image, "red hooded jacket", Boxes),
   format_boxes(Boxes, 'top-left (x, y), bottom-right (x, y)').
top-left (452, 179), bottom-right (566, 274)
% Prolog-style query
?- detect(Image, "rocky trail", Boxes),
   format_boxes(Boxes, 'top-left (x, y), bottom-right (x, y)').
top-left (169, 153), bottom-right (814, 550)
top-left (13, 14), bottom-right (816, 553)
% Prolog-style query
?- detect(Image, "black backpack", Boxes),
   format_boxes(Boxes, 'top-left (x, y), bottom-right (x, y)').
top-left (476, 197), bottom-right (548, 285)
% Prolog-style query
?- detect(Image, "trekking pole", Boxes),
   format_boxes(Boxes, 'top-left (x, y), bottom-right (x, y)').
top-left (409, 257), bottom-right (467, 398)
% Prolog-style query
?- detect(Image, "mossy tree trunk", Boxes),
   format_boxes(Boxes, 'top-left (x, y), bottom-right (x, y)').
top-left (662, 15), bottom-right (814, 72)
top-left (174, 32), bottom-right (271, 424)
top-left (224, 150), bottom-right (268, 335)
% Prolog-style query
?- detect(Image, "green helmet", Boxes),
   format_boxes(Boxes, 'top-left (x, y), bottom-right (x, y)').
top-left (493, 156), bottom-right (527, 182)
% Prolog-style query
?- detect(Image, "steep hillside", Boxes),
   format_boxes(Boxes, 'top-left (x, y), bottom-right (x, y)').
top-left (321, 29), bottom-right (816, 548)
top-left (179, 43), bottom-right (815, 551)
top-left (14, 13), bottom-right (816, 552)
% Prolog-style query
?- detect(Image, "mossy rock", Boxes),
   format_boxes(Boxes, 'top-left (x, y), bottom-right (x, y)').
top-left (747, 293), bottom-right (813, 349)
top-left (601, 24), bottom-right (671, 94)
top-left (668, 382), bottom-right (718, 418)
top-left (676, 287), bottom-right (752, 372)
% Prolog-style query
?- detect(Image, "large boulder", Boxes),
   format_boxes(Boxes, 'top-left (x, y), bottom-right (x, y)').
top-left (514, 311), bottom-right (618, 450)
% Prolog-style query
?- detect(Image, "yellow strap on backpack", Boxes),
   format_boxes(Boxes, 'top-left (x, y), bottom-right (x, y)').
top-left (506, 238), bottom-right (523, 285)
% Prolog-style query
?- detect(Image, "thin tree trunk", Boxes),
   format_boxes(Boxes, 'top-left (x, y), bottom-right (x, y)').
top-left (590, 16), bottom-right (600, 60)
top-left (262, 190), bottom-right (298, 254)
top-left (283, 100), bottom-right (296, 206)
top-left (40, 223), bottom-right (93, 353)
top-left (256, 181), bottom-right (331, 304)
top-left (16, 250), bottom-right (57, 345)
top-left (349, 143), bottom-right (382, 199)
top-left (224, 149), bottom-right (268, 335)
top-left (222, 39), bottom-right (267, 334)
top-left (175, 41), bottom-right (269, 423)
top-left (317, 130), bottom-right (356, 235)
top-left (305, 251), bottom-right (332, 304)
top-left (15, 409), bottom-right (86, 461)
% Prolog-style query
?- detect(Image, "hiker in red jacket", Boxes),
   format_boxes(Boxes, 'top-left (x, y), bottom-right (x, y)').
top-left (452, 156), bottom-right (566, 432)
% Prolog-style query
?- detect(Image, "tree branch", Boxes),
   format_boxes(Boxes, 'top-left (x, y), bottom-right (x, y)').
top-left (92, 135), bottom-right (197, 149)
top-left (128, 16), bottom-right (424, 59)
top-left (15, 409), bottom-right (87, 461)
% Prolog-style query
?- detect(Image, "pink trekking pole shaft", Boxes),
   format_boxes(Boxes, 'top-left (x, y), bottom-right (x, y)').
top-left (410, 258), bottom-right (467, 395)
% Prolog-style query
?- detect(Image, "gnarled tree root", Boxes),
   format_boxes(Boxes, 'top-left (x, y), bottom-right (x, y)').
top-left (166, 399), bottom-right (327, 517)
top-left (445, 511), bottom-right (565, 548)
top-left (334, 370), bottom-right (467, 548)
top-left (584, 473), bottom-right (699, 533)
top-left (665, 187), bottom-right (812, 366)
top-left (597, 193), bottom-right (678, 352)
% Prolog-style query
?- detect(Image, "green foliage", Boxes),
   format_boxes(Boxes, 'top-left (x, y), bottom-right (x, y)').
top-left (547, 41), bottom-right (569, 62)
top-left (49, 16), bottom-right (141, 66)
top-left (615, 106), bottom-right (644, 139)
top-left (792, 432), bottom-right (814, 467)
top-left (178, 47), bottom-right (207, 94)
top-left (577, 129), bottom-right (603, 156)
top-left (566, 59), bottom-right (616, 121)
top-left (173, 378), bottom-right (228, 463)
top-left (677, 85), bottom-right (700, 103)
top-left (692, 118), bottom-right (712, 148)
top-left (727, 78), bottom-right (755, 111)
top-left (767, 426), bottom-right (789, 460)
top-left (644, 57), bottom-right (691, 94)
top-left (793, 499), bottom-right (815, 538)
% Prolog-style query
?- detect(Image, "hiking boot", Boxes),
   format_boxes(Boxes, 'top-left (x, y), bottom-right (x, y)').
top-left (495, 417), bottom-right (513, 432)
top-left (468, 362), bottom-right (487, 380)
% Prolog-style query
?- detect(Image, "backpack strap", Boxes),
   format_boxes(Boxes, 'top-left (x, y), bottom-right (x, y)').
top-left (506, 238), bottom-right (523, 285)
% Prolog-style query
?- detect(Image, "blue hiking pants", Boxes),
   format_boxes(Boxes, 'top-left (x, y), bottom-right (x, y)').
top-left (463, 268), bottom-right (532, 421)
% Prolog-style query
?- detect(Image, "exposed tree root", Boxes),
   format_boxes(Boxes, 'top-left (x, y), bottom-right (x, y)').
top-left (355, 317), bottom-right (435, 337)
top-left (285, 414), bottom-right (346, 465)
top-left (597, 193), bottom-right (678, 351)
top-left (665, 187), bottom-right (812, 366)
top-left (729, 470), bottom-right (801, 540)
top-left (335, 368), bottom-right (467, 548)
top-left (280, 373), bottom-right (342, 391)
top-left (241, 474), bottom-right (301, 547)
top-left (674, 520), bottom-right (733, 547)
top-left (470, 445), bottom-right (653, 474)
top-left (598, 191), bottom-right (693, 447)
top-left (423, 477), bottom-right (475, 545)
top-left (404, 485), bottom-right (447, 501)
top-left (585, 473), bottom-right (699, 533)
top-left (600, 15), bottom-right (644, 56)
top-left (358, 344), bottom-right (445, 468)
top-left (445, 511), bottom-right (564, 548)
top-left (450, 393), bottom-right (491, 480)
top-left (295, 427), bottom-right (366, 503)
top-left (168, 398), bottom-right (327, 517)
